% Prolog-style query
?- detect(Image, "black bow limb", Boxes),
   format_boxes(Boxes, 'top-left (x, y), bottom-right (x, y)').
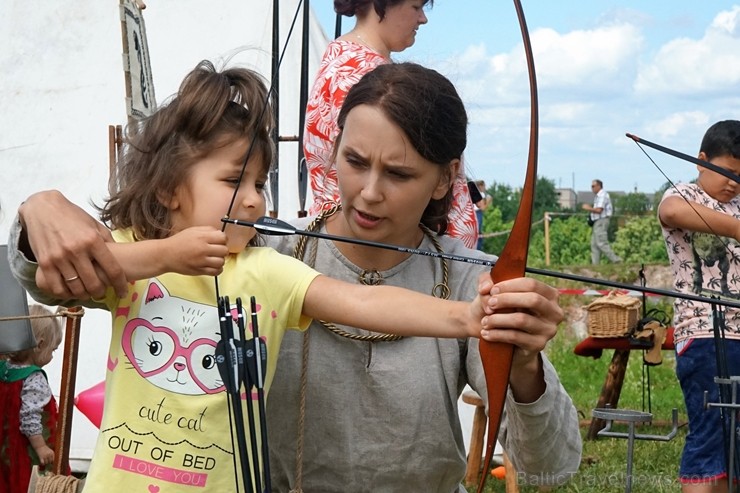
top-left (626, 133), bottom-right (740, 184)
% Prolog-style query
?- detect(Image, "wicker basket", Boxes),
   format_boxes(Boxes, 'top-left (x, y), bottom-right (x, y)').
top-left (586, 291), bottom-right (642, 338)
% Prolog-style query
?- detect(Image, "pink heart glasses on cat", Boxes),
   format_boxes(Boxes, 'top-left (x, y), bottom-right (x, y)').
top-left (121, 318), bottom-right (225, 394)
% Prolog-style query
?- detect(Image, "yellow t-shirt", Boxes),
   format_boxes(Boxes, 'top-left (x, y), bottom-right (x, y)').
top-left (83, 231), bottom-right (319, 492)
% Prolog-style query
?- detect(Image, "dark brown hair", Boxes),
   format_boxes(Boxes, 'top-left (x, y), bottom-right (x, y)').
top-left (100, 60), bottom-right (274, 240)
top-left (334, 0), bottom-right (432, 21)
top-left (700, 120), bottom-right (740, 160)
top-left (336, 62), bottom-right (467, 235)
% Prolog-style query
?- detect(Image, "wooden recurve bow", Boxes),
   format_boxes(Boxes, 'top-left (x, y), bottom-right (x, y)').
top-left (477, 1), bottom-right (538, 491)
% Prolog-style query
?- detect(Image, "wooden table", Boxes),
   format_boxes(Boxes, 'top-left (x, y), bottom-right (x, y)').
top-left (573, 328), bottom-right (675, 439)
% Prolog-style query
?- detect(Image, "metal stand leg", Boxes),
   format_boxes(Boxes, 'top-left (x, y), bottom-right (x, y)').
top-left (704, 376), bottom-right (740, 491)
top-left (592, 407), bottom-right (679, 493)
top-left (625, 421), bottom-right (636, 492)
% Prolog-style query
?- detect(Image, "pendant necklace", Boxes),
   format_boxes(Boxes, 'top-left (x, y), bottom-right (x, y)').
top-left (354, 32), bottom-right (389, 59)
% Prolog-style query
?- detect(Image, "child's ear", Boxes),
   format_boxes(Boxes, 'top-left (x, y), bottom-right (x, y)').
top-left (432, 159), bottom-right (461, 200)
top-left (157, 190), bottom-right (179, 210)
top-left (34, 337), bottom-right (45, 352)
top-left (696, 152), bottom-right (709, 174)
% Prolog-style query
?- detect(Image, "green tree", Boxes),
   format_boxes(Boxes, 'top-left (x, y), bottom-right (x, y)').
top-left (612, 215), bottom-right (668, 264)
top-left (528, 215), bottom-right (591, 267)
top-left (488, 176), bottom-right (561, 223)
top-left (614, 192), bottom-right (652, 215)
top-left (532, 176), bottom-right (561, 219)
top-left (480, 206), bottom-right (512, 255)
top-left (487, 183), bottom-right (518, 222)
top-left (481, 176), bottom-right (562, 255)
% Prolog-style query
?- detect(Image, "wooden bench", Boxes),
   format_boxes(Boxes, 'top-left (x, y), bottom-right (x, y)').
top-left (462, 390), bottom-right (521, 492)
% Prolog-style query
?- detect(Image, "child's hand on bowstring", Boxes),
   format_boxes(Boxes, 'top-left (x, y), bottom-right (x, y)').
top-left (164, 227), bottom-right (229, 276)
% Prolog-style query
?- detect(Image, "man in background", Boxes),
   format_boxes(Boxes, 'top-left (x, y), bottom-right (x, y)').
top-left (470, 180), bottom-right (492, 250)
top-left (583, 179), bottom-right (621, 264)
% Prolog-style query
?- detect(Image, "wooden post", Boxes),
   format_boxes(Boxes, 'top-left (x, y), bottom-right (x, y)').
top-left (54, 307), bottom-right (83, 474)
top-left (544, 212), bottom-right (550, 266)
top-left (108, 125), bottom-right (123, 195)
top-left (503, 451), bottom-right (520, 493)
top-left (587, 348), bottom-right (631, 440)
top-left (462, 390), bottom-right (486, 486)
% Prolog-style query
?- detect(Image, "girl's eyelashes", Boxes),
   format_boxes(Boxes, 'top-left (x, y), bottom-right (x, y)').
top-left (223, 171), bottom-right (268, 193)
top-left (256, 173), bottom-right (269, 192)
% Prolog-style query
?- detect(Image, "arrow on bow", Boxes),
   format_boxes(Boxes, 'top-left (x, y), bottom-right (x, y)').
top-left (477, 1), bottom-right (538, 491)
top-left (225, 216), bottom-right (740, 311)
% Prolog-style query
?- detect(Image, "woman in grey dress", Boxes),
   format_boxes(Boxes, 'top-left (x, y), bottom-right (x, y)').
top-left (8, 62), bottom-right (581, 492)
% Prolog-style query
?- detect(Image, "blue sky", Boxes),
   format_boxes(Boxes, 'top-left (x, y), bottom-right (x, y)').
top-left (311, 2), bottom-right (740, 195)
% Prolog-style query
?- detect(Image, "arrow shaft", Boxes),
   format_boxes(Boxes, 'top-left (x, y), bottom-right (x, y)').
top-left (224, 218), bottom-right (740, 310)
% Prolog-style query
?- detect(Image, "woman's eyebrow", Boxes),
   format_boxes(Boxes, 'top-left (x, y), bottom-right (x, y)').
top-left (343, 143), bottom-right (411, 168)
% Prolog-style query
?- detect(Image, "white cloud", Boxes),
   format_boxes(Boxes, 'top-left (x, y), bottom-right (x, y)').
top-left (634, 6), bottom-right (740, 94)
top-left (443, 23), bottom-right (643, 107)
top-left (713, 5), bottom-right (740, 36)
top-left (533, 24), bottom-right (643, 91)
top-left (439, 5), bottom-right (738, 193)
top-left (542, 102), bottom-right (594, 124)
top-left (644, 111), bottom-right (710, 140)
top-left (468, 106), bottom-right (527, 128)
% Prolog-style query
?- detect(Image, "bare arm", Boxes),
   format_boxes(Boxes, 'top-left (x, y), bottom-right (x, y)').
top-left (475, 195), bottom-right (492, 211)
top-left (659, 195), bottom-right (740, 239)
top-left (35, 226), bottom-right (229, 287)
top-left (18, 190), bottom-right (127, 298)
top-left (302, 275), bottom-right (488, 339)
top-left (107, 227), bottom-right (228, 280)
top-left (301, 274), bottom-right (562, 347)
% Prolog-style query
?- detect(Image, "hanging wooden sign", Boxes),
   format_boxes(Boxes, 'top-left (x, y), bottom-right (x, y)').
top-left (120, 0), bottom-right (156, 121)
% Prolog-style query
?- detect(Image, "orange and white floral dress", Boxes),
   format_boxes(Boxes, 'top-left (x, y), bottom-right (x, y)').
top-left (303, 39), bottom-right (478, 248)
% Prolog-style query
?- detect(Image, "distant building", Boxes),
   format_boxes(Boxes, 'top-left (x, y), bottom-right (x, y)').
top-left (555, 187), bottom-right (656, 212)
top-left (555, 188), bottom-right (577, 209)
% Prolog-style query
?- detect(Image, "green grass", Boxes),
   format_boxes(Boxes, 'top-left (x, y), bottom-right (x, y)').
top-left (479, 267), bottom-right (688, 493)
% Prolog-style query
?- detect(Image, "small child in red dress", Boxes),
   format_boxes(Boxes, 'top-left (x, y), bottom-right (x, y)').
top-left (0, 304), bottom-right (63, 493)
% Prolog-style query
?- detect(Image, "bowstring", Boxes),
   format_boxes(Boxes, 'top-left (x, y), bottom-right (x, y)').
top-left (635, 138), bottom-right (740, 485)
top-left (215, 0), bottom-right (304, 300)
top-left (631, 139), bottom-right (736, 264)
top-left (213, 2), bottom-right (306, 491)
